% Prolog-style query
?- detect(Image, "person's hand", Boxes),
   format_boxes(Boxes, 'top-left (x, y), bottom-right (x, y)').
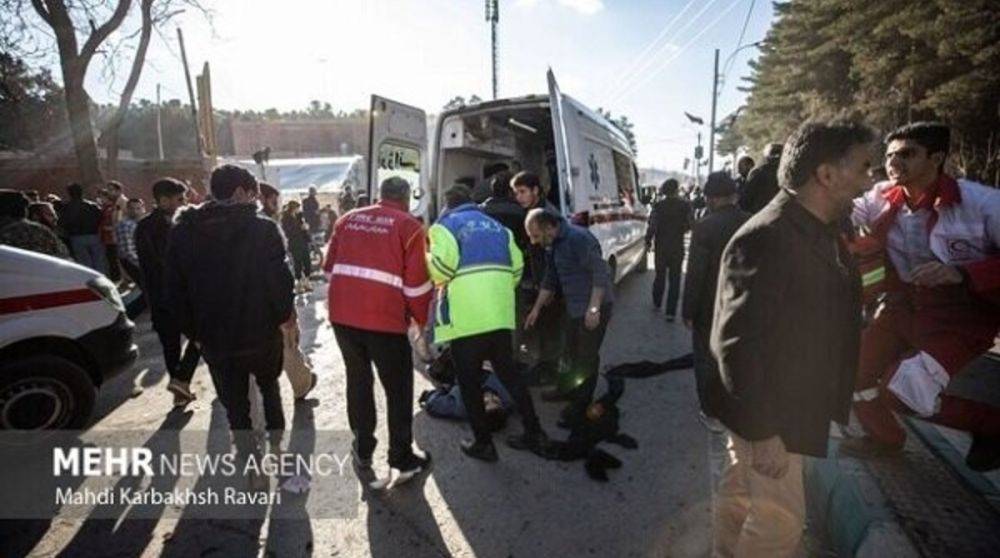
top-left (525, 307), bottom-right (541, 330)
top-left (683, 319), bottom-right (693, 330)
top-left (910, 262), bottom-right (963, 287)
top-left (751, 436), bottom-right (789, 479)
top-left (584, 309), bottom-right (601, 330)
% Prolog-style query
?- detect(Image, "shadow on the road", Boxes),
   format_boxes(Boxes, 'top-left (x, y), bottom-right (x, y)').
top-left (55, 408), bottom-right (194, 558)
top-left (263, 398), bottom-right (317, 557)
top-left (363, 461), bottom-right (449, 558)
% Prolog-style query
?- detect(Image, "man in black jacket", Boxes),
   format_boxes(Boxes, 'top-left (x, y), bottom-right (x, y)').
top-left (645, 179), bottom-right (692, 320)
top-left (136, 178), bottom-right (202, 407)
top-left (481, 171), bottom-right (528, 252)
top-left (165, 165), bottom-right (296, 457)
top-left (60, 183), bottom-right (107, 273)
top-left (738, 143), bottom-right (783, 215)
top-left (711, 122), bottom-right (871, 556)
top-left (681, 172), bottom-right (749, 429)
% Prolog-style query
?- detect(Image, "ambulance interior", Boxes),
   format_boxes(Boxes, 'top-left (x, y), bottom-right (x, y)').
top-left (436, 104), bottom-right (562, 213)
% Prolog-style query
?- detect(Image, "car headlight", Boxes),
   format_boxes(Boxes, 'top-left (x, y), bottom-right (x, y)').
top-left (87, 276), bottom-right (125, 313)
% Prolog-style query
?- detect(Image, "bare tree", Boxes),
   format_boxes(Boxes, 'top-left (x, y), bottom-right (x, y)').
top-left (5, 0), bottom-right (205, 186)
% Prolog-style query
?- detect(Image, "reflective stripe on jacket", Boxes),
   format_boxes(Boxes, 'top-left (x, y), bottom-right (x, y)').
top-left (323, 199), bottom-right (432, 334)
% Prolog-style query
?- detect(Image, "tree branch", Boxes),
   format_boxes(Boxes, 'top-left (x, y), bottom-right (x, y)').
top-left (99, 0), bottom-right (152, 138)
top-left (78, 0), bottom-right (131, 68)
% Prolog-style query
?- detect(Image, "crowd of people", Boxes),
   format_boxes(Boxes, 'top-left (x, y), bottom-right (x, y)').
top-left (1, 117), bottom-right (997, 556)
top-left (644, 120), bottom-right (1000, 557)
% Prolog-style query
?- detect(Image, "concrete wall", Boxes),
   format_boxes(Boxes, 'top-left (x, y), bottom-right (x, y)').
top-left (229, 118), bottom-right (368, 158)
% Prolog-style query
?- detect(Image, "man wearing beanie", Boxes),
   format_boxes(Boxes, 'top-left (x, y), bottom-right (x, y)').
top-left (682, 171), bottom-right (749, 430)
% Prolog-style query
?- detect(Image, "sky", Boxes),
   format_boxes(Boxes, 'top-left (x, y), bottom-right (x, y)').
top-left (60, 0), bottom-right (775, 172)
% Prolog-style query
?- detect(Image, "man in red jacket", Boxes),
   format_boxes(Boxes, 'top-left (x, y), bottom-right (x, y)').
top-left (323, 176), bottom-right (433, 480)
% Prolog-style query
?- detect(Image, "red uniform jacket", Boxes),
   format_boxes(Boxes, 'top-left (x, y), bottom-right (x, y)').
top-left (322, 199), bottom-right (432, 334)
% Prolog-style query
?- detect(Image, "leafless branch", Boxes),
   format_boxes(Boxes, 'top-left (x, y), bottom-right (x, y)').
top-left (78, 0), bottom-right (131, 68)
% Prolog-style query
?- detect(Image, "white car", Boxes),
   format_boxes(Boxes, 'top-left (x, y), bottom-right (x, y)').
top-left (0, 246), bottom-right (138, 429)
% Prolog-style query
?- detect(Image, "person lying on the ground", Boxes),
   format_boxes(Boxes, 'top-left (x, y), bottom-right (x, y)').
top-left (420, 370), bottom-right (515, 421)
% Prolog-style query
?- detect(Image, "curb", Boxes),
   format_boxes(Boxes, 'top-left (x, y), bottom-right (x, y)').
top-left (804, 439), bottom-right (918, 557)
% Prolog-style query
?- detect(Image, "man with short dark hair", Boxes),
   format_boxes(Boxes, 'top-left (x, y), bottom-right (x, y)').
top-left (136, 179), bottom-right (201, 407)
top-left (429, 185), bottom-right (548, 462)
top-left (511, 170), bottom-right (564, 390)
top-left (302, 186), bottom-right (321, 234)
top-left (165, 165), bottom-right (295, 461)
top-left (739, 143), bottom-right (783, 214)
top-left (0, 190), bottom-right (69, 258)
top-left (525, 208), bottom-right (614, 425)
top-left (645, 178), bottom-right (692, 320)
top-left (711, 121), bottom-right (871, 556)
top-left (60, 183), bottom-right (106, 272)
top-left (481, 170), bottom-right (528, 252)
top-left (682, 172), bottom-right (749, 430)
top-left (322, 176), bottom-right (432, 479)
top-left (842, 122), bottom-right (1000, 471)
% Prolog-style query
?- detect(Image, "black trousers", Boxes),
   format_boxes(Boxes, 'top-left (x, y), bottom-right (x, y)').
top-left (652, 249), bottom-right (683, 315)
top-left (203, 333), bottom-right (285, 452)
top-left (290, 247), bottom-right (312, 280)
top-left (153, 311), bottom-right (201, 383)
top-left (333, 324), bottom-right (414, 468)
top-left (105, 243), bottom-right (121, 282)
top-left (692, 321), bottom-right (725, 418)
top-left (562, 306), bottom-right (612, 418)
top-left (451, 329), bottom-right (542, 443)
top-left (533, 293), bottom-right (565, 379)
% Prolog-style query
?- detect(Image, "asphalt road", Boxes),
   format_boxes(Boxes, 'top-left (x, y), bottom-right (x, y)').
top-left (1, 259), bottom-right (713, 558)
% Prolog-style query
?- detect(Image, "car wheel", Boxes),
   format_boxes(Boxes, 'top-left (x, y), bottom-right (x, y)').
top-left (0, 355), bottom-right (96, 430)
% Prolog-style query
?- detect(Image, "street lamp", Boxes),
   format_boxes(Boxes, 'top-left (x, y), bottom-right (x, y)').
top-left (485, 0), bottom-right (499, 99)
top-left (709, 41), bottom-right (763, 175)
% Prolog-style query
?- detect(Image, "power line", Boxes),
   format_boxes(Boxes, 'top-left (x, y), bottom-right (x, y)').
top-left (721, 0), bottom-right (756, 81)
top-left (601, 0), bottom-right (723, 105)
top-left (598, 0), bottom-right (699, 101)
top-left (608, 0), bottom-right (744, 106)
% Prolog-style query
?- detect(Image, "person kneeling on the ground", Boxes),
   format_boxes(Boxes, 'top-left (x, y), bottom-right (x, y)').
top-left (841, 121), bottom-right (1000, 471)
top-left (428, 184), bottom-right (550, 463)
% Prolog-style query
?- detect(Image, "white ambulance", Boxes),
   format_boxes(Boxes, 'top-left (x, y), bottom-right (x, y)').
top-left (0, 246), bottom-right (138, 430)
top-left (366, 70), bottom-right (649, 282)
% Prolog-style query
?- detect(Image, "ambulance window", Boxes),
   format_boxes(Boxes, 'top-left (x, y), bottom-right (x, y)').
top-left (376, 143), bottom-right (422, 212)
top-left (613, 150), bottom-right (637, 206)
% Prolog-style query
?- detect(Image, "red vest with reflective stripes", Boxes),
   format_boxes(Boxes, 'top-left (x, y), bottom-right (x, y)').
top-left (322, 200), bottom-right (432, 334)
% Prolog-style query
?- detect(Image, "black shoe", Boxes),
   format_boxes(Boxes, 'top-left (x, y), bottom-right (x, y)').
top-left (541, 386), bottom-right (573, 402)
top-left (966, 434), bottom-right (1000, 472)
top-left (838, 436), bottom-right (904, 459)
top-left (460, 439), bottom-right (498, 462)
top-left (506, 430), bottom-right (551, 457)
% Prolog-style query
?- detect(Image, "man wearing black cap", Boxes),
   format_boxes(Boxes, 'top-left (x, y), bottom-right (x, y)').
top-left (682, 172), bottom-right (749, 429)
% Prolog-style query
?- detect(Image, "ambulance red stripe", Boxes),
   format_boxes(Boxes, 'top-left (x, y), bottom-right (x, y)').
top-left (0, 288), bottom-right (102, 315)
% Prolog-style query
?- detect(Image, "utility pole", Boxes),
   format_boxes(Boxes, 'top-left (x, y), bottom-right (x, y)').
top-left (708, 48), bottom-right (719, 175)
top-left (177, 28), bottom-right (204, 159)
top-left (486, 0), bottom-right (499, 99)
top-left (156, 83), bottom-right (164, 160)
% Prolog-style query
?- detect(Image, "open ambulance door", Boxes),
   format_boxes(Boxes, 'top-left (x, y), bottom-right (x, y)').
top-left (367, 95), bottom-right (428, 218)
